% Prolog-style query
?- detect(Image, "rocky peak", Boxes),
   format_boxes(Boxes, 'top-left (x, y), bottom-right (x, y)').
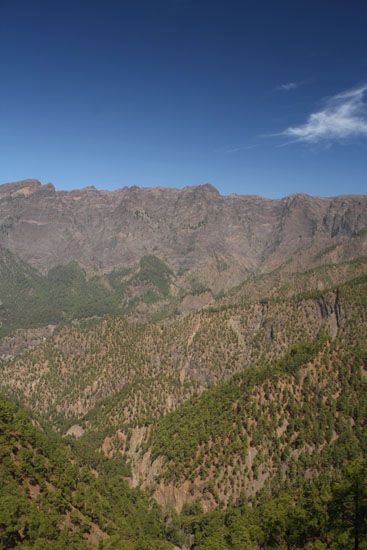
top-left (0, 179), bottom-right (42, 197)
top-left (0, 178), bottom-right (365, 279)
top-left (182, 182), bottom-right (220, 197)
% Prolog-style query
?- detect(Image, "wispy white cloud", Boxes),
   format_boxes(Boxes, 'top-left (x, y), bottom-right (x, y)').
top-left (279, 84), bottom-right (367, 144)
top-left (277, 82), bottom-right (300, 92)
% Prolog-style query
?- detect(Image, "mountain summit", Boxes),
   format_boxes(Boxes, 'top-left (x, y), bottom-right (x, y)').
top-left (0, 179), bottom-right (366, 280)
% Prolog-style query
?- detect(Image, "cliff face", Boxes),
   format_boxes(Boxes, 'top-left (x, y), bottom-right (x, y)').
top-left (0, 180), bottom-right (366, 284)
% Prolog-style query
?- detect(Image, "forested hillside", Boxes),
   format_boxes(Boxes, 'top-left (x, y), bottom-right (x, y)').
top-left (147, 338), bottom-right (367, 509)
top-left (173, 457), bottom-right (367, 549)
top-left (2, 393), bottom-right (366, 549)
top-left (0, 248), bottom-right (181, 338)
top-left (0, 248), bottom-right (121, 338)
top-left (1, 181), bottom-right (367, 548)
top-left (0, 394), bottom-right (171, 549)
top-left (3, 268), bottom-right (364, 434)
top-left (1, 269), bottom-right (366, 518)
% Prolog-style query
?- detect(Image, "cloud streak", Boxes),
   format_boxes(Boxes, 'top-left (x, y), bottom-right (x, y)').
top-left (277, 82), bottom-right (300, 91)
top-left (280, 84), bottom-right (367, 144)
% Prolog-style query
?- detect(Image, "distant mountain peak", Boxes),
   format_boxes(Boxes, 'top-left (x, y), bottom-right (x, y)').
top-left (0, 177), bottom-right (365, 279)
top-left (183, 182), bottom-right (220, 195)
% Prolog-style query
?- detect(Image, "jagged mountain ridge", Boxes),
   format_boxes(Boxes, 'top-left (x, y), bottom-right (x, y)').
top-left (1, 179), bottom-right (366, 335)
top-left (1, 179), bottom-right (366, 286)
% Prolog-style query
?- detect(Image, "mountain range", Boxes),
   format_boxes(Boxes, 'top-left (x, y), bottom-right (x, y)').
top-left (1, 178), bottom-right (366, 334)
top-left (0, 178), bottom-right (366, 549)
top-left (1, 180), bottom-right (366, 277)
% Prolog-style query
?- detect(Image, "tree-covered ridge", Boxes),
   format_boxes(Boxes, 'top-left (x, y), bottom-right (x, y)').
top-left (0, 272), bottom-right (365, 469)
top-left (0, 248), bottom-right (122, 338)
top-left (1, 240), bottom-right (366, 340)
top-left (220, 255), bottom-right (367, 307)
top-left (0, 279), bottom-right (344, 432)
top-left (0, 264), bottom-right (366, 523)
top-left (1, 368), bottom-right (366, 550)
top-left (147, 337), bottom-right (367, 510)
top-left (0, 394), bottom-right (172, 549)
top-left (174, 458), bottom-right (367, 549)
top-left (0, 249), bottom-right (179, 338)
top-left (0, 317), bottom-right (196, 430)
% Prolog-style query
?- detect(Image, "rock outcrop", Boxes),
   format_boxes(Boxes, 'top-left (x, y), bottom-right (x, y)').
top-left (0, 180), bottom-right (366, 290)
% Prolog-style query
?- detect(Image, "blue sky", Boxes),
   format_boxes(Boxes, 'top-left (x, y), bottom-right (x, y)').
top-left (0, 0), bottom-right (366, 197)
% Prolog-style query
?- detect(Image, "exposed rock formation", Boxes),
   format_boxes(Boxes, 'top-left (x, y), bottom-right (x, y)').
top-left (0, 180), bottom-right (366, 291)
